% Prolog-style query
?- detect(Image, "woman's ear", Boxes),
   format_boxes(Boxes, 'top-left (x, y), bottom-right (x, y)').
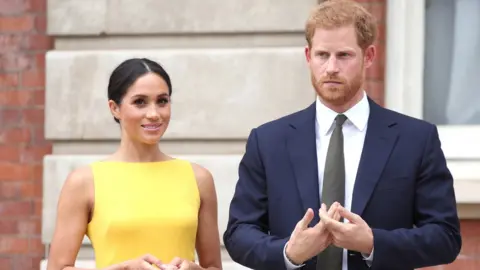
top-left (108, 100), bottom-right (121, 121)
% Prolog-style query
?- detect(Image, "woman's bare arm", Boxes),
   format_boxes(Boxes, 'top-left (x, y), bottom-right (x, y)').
top-left (46, 166), bottom-right (99, 270)
top-left (192, 164), bottom-right (222, 270)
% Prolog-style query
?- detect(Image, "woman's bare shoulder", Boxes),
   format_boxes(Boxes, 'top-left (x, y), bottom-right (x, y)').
top-left (65, 165), bottom-right (93, 186)
top-left (60, 165), bottom-right (95, 202)
top-left (190, 163), bottom-right (213, 184)
top-left (190, 163), bottom-right (216, 198)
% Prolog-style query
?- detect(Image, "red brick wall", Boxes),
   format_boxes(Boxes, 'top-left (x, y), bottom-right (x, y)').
top-left (357, 0), bottom-right (385, 106)
top-left (0, 0), bottom-right (53, 269)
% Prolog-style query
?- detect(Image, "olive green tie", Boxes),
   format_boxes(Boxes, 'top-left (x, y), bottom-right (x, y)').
top-left (317, 114), bottom-right (347, 270)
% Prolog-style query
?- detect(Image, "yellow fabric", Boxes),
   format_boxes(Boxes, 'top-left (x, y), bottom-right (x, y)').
top-left (86, 159), bottom-right (200, 268)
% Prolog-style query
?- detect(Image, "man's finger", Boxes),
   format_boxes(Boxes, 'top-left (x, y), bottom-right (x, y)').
top-left (339, 206), bottom-right (362, 224)
top-left (326, 202), bottom-right (341, 221)
top-left (313, 204), bottom-right (329, 231)
top-left (297, 208), bottom-right (314, 230)
top-left (319, 206), bottom-right (345, 232)
top-left (333, 206), bottom-right (341, 221)
top-left (327, 202), bottom-right (339, 217)
top-left (319, 205), bottom-right (331, 224)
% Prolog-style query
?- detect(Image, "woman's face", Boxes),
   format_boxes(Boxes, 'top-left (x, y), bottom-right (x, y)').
top-left (109, 72), bottom-right (171, 145)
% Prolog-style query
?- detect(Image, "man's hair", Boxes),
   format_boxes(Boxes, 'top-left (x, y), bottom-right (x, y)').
top-left (305, 0), bottom-right (377, 50)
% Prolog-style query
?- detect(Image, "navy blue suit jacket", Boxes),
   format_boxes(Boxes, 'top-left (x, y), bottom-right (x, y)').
top-left (223, 98), bottom-right (461, 270)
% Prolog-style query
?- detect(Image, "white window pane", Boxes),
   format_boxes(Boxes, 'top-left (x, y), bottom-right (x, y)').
top-left (423, 0), bottom-right (480, 125)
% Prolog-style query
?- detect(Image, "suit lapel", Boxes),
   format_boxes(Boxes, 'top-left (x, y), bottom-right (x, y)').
top-left (352, 99), bottom-right (399, 216)
top-left (287, 102), bottom-right (320, 224)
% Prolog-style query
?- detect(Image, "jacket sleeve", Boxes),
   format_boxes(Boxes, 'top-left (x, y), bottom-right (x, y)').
top-left (371, 125), bottom-right (462, 269)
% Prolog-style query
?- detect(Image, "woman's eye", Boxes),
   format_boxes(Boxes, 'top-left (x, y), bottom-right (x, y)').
top-left (134, 99), bottom-right (146, 105)
top-left (158, 98), bottom-right (169, 104)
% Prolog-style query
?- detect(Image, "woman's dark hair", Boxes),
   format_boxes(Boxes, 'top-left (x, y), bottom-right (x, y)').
top-left (107, 58), bottom-right (172, 123)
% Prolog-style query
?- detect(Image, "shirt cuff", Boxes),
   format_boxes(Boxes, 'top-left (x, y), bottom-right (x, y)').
top-left (361, 246), bottom-right (374, 268)
top-left (283, 242), bottom-right (305, 269)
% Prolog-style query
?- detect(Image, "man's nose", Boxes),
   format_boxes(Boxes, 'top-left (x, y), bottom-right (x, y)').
top-left (325, 57), bottom-right (340, 74)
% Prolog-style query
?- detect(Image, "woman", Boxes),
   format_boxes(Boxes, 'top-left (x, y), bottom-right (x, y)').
top-left (46, 58), bottom-right (222, 270)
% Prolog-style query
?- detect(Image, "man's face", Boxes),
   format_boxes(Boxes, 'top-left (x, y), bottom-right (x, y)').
top-left (305, 25), bottom-right (375, 109)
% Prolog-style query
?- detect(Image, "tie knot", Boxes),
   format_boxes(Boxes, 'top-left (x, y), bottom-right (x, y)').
top-left (335, 114), bottom-right (347, 126)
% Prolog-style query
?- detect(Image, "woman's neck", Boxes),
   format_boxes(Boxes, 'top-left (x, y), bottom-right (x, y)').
top-left (111, 138), bottom-right (166, 163)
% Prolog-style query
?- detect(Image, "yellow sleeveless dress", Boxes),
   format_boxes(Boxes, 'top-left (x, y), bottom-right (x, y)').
top-left (86, 159), bottom-right (200, 268)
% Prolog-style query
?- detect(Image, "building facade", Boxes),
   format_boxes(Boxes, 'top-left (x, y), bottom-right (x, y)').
top-left (0, 0), bottom-right (478, 269)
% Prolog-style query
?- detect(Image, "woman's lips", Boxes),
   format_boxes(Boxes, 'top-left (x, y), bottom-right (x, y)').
top-left (141, 123), bottom-right (161, 131)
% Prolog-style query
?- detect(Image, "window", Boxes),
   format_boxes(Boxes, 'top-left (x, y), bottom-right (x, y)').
top-left (384, 0), bottom-right (480, 204)
top-left (423, 0), bottom-right (480, 125)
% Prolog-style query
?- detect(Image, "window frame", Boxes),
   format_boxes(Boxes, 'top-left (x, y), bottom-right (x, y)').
top-left (384, 0), bottom-right (480, 203)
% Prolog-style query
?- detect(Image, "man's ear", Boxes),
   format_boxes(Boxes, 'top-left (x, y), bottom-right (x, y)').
top-left (363, 44), bottom-right (376, 69)
top-left (108, 100), bottom-right (121, 121)
top-left (305, 45), bottom-right (312, 63)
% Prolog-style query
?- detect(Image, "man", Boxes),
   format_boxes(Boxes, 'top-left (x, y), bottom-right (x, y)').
top-left (223, 1), bottom-right (462, 270)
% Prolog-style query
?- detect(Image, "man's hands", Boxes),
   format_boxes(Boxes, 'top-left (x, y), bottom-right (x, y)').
top-left (285, 203), bottom-right (341, 265)
top-left (285, 202), bottom-right (374, 265)
top-left (319, 204), bottom-right (374, 255)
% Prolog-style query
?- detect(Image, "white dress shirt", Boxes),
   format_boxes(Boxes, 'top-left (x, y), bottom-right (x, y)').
top-left (284, 91), bottom-right (373, 269)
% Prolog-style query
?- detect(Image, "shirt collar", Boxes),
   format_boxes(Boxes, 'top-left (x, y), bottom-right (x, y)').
top-left (315, 91), bottom-right (370, 136)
